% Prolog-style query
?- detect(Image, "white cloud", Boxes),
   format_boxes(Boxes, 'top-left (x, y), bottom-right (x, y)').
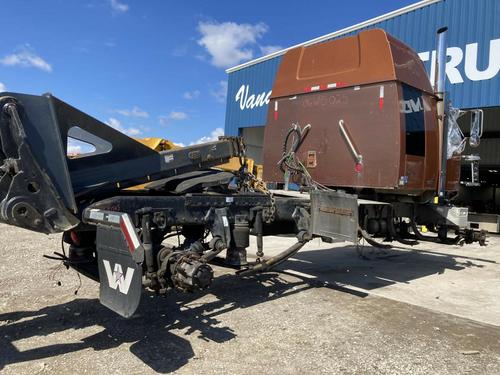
top-left (158, 116), bottom-right (169, 126)
top-left (183, 90), bottom-right (200, 100)
top-left (66, 138), bottom-right (95, 155)
top-left (211, 80), bottom-right (228, 104)
top-left (127, 128), bottom-right (141, 136)
top-left (67, 142), bottom-right (82, 155)
top-left (110, 0), bottom-right (129, 13)
top-left (0, 82), bottom-right (6, 92)
top-left (158, 111), bottom-right (189, 126)
top-left (190, 128), bottom-right (224, 145)
top-left (107, 118), bottom-right (121, 128)
top-left (0, 46), bottom-right (52, 72)
top-left (139, 125), bottom-right (151, 133)
top-left (114, 106), bottom-right (149, 118)
top-left (174, 142), bottom-right (185, 147)
top-left (197, 21), bottom-right (268, 68)
top-left (169, 111), bottom-right (188, 120)
top-left (106, 117), bottom-right (141, 136)
top-left (260, 45), bottom-right (282, 56)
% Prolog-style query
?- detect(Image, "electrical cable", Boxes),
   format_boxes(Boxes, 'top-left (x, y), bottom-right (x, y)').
top-left (277, 123), bottom-right (334, 191)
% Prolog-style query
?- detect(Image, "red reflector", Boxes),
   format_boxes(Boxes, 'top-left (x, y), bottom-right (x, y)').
top-left (120, 218), bottom-right (136, 253)
top-left (274, 111), bottom-right (279, 120)
top-left (379, 86), bottom-right (385, 110)
top-left (355, 163), bottom-right (363, 173)
top-left (70, 231), bottom-right (81, 246)
top-left (379, 98), bottom-right (384, 110)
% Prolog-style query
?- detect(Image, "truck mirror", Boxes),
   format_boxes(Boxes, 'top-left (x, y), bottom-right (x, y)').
top-left (469, 109), bottom-right (483, 148)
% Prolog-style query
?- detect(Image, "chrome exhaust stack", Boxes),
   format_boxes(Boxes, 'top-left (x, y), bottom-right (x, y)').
top-left (435, 27), bottom-right (448, 94)
top-left (435, 27), bottom-right (449, 203)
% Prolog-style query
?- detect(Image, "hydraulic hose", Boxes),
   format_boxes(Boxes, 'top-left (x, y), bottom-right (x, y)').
top-left (278, 123), bottom-right (311, 173)
top-left (238, 240), bottom-right (308, 276)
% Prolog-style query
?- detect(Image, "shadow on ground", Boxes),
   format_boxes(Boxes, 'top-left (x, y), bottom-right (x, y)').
top-left (0, 244), bottom-right (490, 373)
top-left (285, 243), bottom-right (492, 290)
top-left (0, 273), bottom-right (311, 373)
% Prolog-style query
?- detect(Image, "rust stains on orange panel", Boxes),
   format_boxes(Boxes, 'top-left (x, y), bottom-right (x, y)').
top-left (271, 29), bottom-right (433, 100)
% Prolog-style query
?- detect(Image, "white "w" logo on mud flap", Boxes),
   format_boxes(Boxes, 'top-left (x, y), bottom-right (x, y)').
top-left (103, 260), bottom-right (135, 295)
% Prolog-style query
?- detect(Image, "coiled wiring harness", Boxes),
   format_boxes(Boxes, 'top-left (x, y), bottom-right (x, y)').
top-left (277, 123), bottom-right (332, 191)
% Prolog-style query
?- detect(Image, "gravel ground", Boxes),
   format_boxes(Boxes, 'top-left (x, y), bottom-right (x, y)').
top-left (1, 224), bottom-right (500, 374)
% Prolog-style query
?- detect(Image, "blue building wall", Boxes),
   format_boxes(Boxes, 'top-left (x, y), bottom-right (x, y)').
top-left (225, 0), bottom-right (500, 135)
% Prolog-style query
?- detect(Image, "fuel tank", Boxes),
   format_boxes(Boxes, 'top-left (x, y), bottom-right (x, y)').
top-left (262, 29), bottom-right (460, 197)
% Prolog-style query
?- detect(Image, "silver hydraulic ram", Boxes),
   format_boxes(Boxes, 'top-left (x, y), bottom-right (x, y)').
top-left (435, 27), bottom-right (449, 202)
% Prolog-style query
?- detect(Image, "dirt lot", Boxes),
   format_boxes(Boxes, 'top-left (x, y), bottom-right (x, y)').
top-left (1, 224), bottom-right (500, 374)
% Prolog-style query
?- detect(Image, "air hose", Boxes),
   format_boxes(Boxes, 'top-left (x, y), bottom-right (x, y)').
top-left (237, 240), bottom-right (308, 276)
top-left (278, 123), bottom-right (311, 174)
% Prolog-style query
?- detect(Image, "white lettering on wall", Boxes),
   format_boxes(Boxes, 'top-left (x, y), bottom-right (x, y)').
top-left (418, 38), bottom-right (500, 85)
top-left (446, 47), bottom-right (465, 84)
top-left (235, 84), bottom-right (271, 110)
top-left (465, 39), bottom-right (500, 81)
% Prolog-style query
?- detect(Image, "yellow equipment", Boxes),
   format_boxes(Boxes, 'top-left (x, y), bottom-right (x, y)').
top-left (135, 137), bottom-right (179, 151)
top-left (129, 137), bottom-right (264, 190)
top-left (217, 156), bottom-right (264, 180)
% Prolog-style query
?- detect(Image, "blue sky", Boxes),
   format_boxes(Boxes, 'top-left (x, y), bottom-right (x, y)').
top-left (0, 0), bottom-right (416, 146)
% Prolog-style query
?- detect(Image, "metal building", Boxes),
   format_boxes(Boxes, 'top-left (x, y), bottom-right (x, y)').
top-left (225, 2), bottom-right (497, 147)
top-left (224, 0), bottom-right (500, 213)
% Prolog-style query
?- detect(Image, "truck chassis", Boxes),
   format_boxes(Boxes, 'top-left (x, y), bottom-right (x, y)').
top-left (0, 92), bottom-right (485, 317)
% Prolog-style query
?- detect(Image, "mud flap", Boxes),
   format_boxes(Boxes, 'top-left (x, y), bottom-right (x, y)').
top-left (96, 224), bottom-right (142, 318)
